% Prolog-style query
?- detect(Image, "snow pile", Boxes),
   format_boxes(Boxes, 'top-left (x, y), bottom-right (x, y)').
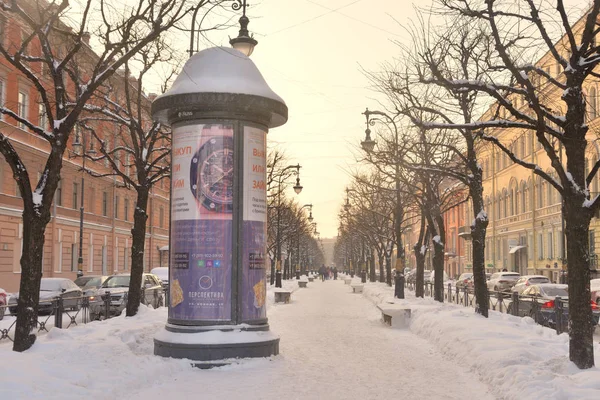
top-left (361, 283), bottom-right (600, 400)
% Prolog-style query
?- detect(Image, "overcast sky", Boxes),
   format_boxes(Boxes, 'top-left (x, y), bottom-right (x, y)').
top-left (193, 0), bottom-right (588, 238)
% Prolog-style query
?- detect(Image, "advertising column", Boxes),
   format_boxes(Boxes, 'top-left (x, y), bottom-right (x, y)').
top-left (169, 123), bottom-right (234, 323)
top-left (241, 126), bottom-right (268, 322)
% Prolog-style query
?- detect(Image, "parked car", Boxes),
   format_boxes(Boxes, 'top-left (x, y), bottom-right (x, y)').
top-left (8, 278), bottom-right (82, 315)
top-left (0, 288), bottom-right (7, 320)
top-left (487, 272), bottom-right (520, 292)
top-left (91, 273), bottom-right (164, 320)
top-left (591, 279), bottom-right (600, 304)
top-left (509, 283), bottom-right (600, 329)
top-left (511, 275), bottom-right (551, 295)
top-left (150, 267), bottom-right (169, 289)
top-left (456, 273), bottom-right (473, 289)
top-left (74, 275), bottom-right (108, 289)
top-left (428, 270), bottom-right (449, 284)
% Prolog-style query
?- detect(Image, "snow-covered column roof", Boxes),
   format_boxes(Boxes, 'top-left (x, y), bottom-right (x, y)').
top-left (151, 47), bottom-right (287, 128)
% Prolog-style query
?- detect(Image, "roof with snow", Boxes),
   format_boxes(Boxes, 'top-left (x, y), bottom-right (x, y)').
top-left (151, 47), bottom-right (287, 128)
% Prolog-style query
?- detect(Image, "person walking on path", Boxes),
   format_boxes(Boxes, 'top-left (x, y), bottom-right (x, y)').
top-left (319, 264), bottom-right (326, 281)
top-left (333, 267), bottom-right (338, 280)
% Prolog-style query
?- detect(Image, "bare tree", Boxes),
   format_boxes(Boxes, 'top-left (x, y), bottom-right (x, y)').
top-left (78, 37), bottom-right (178, 317)
top-left (423, 0), bottom-right (600, 368)
top-left (0, 0), bottom-right (205, 352)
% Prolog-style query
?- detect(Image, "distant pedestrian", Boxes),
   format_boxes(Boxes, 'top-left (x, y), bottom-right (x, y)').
top-left (319, 264), bottom-right (326, 281)
top-left (333, 267), bottom-right (338, 280)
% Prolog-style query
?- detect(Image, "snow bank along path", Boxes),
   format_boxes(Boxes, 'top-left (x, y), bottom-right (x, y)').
top-left (1, 279), bottom-right (495, 400)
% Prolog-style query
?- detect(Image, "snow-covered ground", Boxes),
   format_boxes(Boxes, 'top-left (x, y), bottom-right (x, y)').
top-left (0, 277), bottom-right (598, 399)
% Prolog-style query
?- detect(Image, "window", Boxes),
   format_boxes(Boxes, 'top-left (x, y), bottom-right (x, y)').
top-left (538, 181), bottom-right (544, 208)
top-left (538, 233), bottom-right (544, 259)
top-left (18, 90), bottom-right (28, 129)
top-left (528, 234), bottom-right (533, 261)
top-left (73, 125), bottom-right (81, 145)
top-left (124, 198), bottom-right (129, 221)
top-left (159, 206), bottom-right (164, 228)
top-left (56, 180), bottom-right (62, 206)
top-left (72, 182), bottom-right (78, 209)
top-left (114, 195), bottom-right (120, 219)
top-left (102, 191), bottom-right (108, 216)
top-left (548, 232), bottom-right (554, 259)
top-left (38, 103), bottom-right (47, 129)
top-left (589, 87), bottom-right (597, 121)
top-left (0, 79), bottom-right (4, 120)
top-left (590, 231), bottom-right (596, 257)
top-left (0, 14), bottom-right (6, 47)
top-left (88, 187), bottom-right (95, 214)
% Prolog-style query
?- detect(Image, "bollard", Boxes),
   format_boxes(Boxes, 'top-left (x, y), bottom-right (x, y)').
top-left (497, 291), bottom-right (503, 313)
top-left (554, 296), bottom-right (563, 334)
top-left (511, 291), bottom-right (519, 316)
top-left (53, 298), bottom-right (63, 329)
top-left (447, 283), bottom-right (452, 302)
top-left (103, 291), bottom-right (111, 320)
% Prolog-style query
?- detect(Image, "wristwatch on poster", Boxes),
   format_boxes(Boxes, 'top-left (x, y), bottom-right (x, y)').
top-left (190, 135), bottom-right (234, 213)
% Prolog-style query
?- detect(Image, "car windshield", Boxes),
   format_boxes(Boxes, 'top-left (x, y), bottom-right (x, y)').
top-left (40, 280), bottom-right (64, 292)
top-left (502, 274), bottom-right (520, 279)
top-left (529, 277), bottom-right (549, 284)
top-left (151, 268), bottom-right (168, 281)
top-left (74, 277), bottom-right (94, 287)
top-left (102, 276), bottom-right (130, 288)
top-left (83, 277), bottom-right (103, 288)
top-left (541, 287), bottom-right (568, 297)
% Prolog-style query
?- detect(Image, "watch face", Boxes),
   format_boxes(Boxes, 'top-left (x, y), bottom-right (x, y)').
top-left (190, 136), bottom-right (234, 213)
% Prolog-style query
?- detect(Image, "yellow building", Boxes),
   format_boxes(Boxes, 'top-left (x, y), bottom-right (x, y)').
top-left (472, 11), bottom-right (600, 282)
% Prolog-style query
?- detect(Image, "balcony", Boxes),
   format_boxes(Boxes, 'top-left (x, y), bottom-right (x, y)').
top-left (458, 226), bottom-right (471, 240)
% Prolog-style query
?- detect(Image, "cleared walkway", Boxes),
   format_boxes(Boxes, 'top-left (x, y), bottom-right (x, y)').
top-left (135, 278), bottom-right (496, 399)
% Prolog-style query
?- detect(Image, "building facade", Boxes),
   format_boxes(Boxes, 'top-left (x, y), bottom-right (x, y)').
top-left (0, 5), bottom-right (170, 292)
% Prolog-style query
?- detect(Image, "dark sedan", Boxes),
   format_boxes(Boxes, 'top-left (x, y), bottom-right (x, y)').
top-left (8, 278), bottom-right (82, 315)
top-left (508, 284), bottom-right (600, 329)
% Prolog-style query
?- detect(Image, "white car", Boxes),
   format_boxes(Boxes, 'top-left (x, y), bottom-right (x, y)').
top-left (487, 272), bottom-right (520, 292)
top-left (512, 275), bottom-right (551, 295)
top-left (591, 279), bottom-right (600, 304)
top-left (150, 267), bottom-right (169, 288)
top-left (428, 270), bottom-right (450, 283)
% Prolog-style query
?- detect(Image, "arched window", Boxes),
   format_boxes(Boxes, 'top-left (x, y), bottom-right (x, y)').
top-left (497, 193), bottom-right (502, 219)
top-left (547, 177), bottom-right (554, 205)
top-left (538, 179), bottom-right (545, 208)
top-left (589, 87), bottom-right (597, 121)
top-left (522, 181), bottom-right (528, 213)
top-left (509, 186), bottom-right (515, 216)
top-left (515, 186), bottom-right (520, 215)
top-left (503, 189), bottom-right (508, 218)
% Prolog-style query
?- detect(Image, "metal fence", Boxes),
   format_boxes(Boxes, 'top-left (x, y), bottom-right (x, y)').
top-left (0, 287), bottom-right (167, 344)
top-left (405, 281), bottom-right (569, 335)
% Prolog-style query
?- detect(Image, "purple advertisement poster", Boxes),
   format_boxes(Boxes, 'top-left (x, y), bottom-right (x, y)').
top-left (169, 123), bottom-right (234, 322)
top-left (241, 126), bottom-right (268, 321)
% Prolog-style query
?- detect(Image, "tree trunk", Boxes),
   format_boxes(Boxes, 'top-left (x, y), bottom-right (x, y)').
top-left (564, 197), bottom-right (594, 368)
top-left (13, 210), bottom-right (48, 351)
top-left (378, 253), bottom-right (385, 283)
top-left (470, 188), bottom-right (489, 317)
top-left (126, 189), bottom-right (149, 317)
top-left (414, 243), bottom-right (425, 298)
top-left (369, 252), bottom-right (376, 282)
top-left (432, 235), bottom-right (444, 302)
top-left (385, 256), bottom-right (392, 286)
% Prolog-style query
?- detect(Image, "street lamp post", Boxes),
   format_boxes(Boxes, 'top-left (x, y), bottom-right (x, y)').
top-left (274, 164), bottom-right (303, 287)
top-left (361, 108), bottom-right (404, 298)
top-left (72, 129), bottom-right (95, 278)
top-left (343, 189), bottom-right (355, 278)
top-left (189, 1), bottom-right (257, 57)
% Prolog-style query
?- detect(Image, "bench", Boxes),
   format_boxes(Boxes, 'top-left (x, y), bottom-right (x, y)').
top-left (298, 281), bottom-right (308, 288)
top-left (274, 291), bottom-right (291, 304)
top-left (351, 284), bottom-right (364, 293)
top-left (308, 277), bottom-right (314, 282)
top-left (376, 305), bottom-right (411, 328)
top-left (344, 278), bottom-right (352, 285)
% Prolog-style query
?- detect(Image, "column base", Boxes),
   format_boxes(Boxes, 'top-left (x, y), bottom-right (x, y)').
top-left (154, 324), bottom-right (279, 367)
